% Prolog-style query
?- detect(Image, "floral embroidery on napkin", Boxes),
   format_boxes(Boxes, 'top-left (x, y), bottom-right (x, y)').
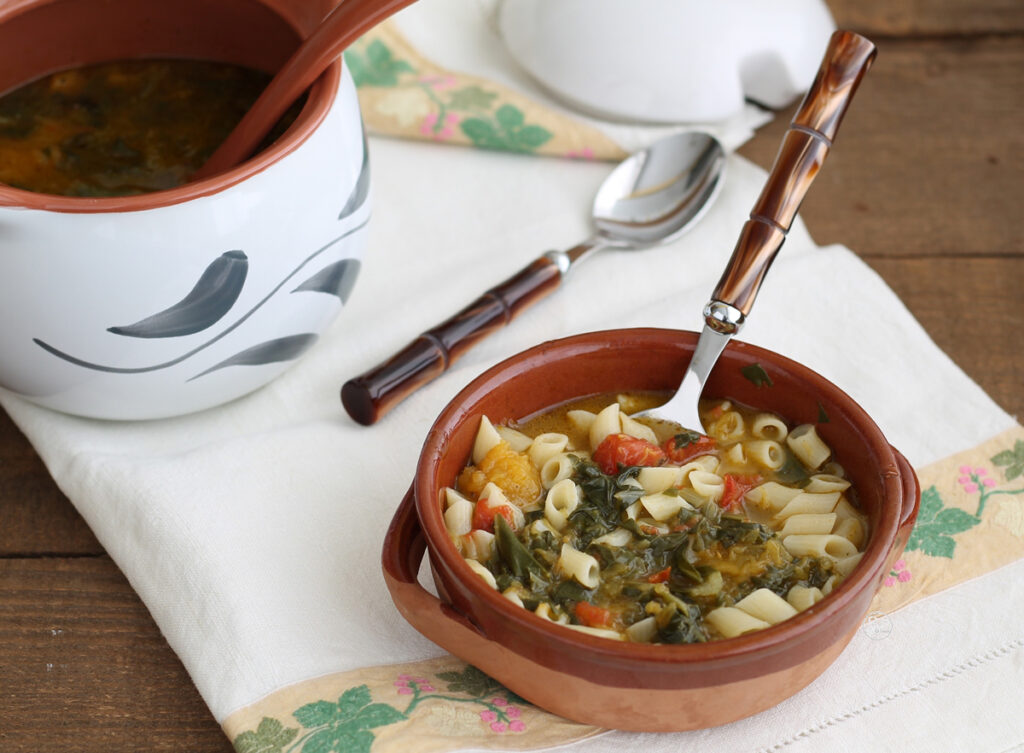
top-left (869, 426), bottom-right (1024, 615)
top-left (225, 657), bottom-right (600, 753)
top-left (344, 22), bottom-right (627, 161)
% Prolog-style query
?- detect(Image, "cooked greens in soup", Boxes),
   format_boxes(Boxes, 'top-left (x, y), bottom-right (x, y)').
top-left (441, 394), bottom-right (869, 643)
top-left (0, 59), bottom-right (298, 197)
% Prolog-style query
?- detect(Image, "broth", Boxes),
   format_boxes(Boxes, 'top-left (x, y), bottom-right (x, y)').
top-left (0, 59), bottom-right (299, 197)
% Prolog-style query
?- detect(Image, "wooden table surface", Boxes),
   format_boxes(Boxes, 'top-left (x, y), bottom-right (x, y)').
top-left (1, 3), bottom-right (1021, 751)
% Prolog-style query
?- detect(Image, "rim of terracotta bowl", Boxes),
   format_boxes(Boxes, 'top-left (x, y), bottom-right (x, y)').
top-left (414, 328), bottom-right (904, 677)
top-left (0, 0), bottom-right (340, 214)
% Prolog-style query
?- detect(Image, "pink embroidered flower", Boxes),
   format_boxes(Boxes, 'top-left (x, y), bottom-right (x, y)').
top-left (396, 687), bottom-right (413, 695)
top-left (420, 112), bottom-right (461, 140)
top-left (506, 706), bottom-right (521, 718)
top-left (397, 674), bottom-right (411, 681)
top-left (509, 720), bottom-right (527, 732)
top-left (393, 680), bottom-right (408, 688)
top-left (491, 697), bottom-right (507, 707)
top-left (419, 74), bottom-right (457, 91)
top-left (490, 722), bottom-right (507, 733)
top-left (479, 710), bottom-right (497, 723)
top-left (419, 684), bottom-right (435, 692)
top-left (883, 558), bottom-right (912, 587)
top-left (960, 466), bottom-right (995, 494)
top-left (410, 677), bottom-right (428, 683)
top-left (565, 147), bottom-right (595, 160)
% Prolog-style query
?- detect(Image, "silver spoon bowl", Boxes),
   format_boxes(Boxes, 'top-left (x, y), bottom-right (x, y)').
top-left (342, 131), bottom-right (726, 425)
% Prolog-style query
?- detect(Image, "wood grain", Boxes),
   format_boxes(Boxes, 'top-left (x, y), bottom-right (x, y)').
top-left (0, 409), bottom-right (100, 557)
top-left (865, 256), bottom-right (1024, 420)
top-left (0, 557), bottom-right (234, 753)
top-left (832, 0), bottom-right (1024, 37)
top-left (0, 6), bottom-right (1021, 752)
top-left (740, 36), bottom-right (1024, 259)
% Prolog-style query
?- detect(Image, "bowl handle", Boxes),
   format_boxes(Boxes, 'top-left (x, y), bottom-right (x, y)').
top-left (381, 487), bottom-right (493, 653)
top-left (889, 446), bottom-right (921, 559)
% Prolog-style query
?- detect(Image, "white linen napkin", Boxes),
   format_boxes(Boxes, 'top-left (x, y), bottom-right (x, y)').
top-left (4, 137), bottom-right (1023, 753)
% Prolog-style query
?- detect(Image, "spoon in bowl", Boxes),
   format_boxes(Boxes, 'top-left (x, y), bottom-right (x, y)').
top-left (633, 30), bottom-right (877, 434)
top-left (341, 130), bottom-right (727, 425)
top-left (193, 0), bottom-right (418, 180)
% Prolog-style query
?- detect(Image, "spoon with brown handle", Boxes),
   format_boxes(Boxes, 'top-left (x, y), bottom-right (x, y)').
top-left (634, 30), bottom-right (877, 433)
top-left (341, 130), bottom-right (727, 425)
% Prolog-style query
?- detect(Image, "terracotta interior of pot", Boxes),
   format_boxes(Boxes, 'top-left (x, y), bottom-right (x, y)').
top-left (0, 0), bottom-right (306, 95)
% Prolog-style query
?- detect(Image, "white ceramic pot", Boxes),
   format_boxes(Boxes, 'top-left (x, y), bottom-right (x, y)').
top-left (0, 0), bottom-right (370, 420)
top-left (497, 0), bottom-right (836, 123)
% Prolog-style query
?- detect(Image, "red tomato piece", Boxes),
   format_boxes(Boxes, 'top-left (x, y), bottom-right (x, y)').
top-left (662, 432), bottom-right (717, 465)
top-left (720, 473), bottom-right (762, 511)
top-left (592, 433), bottom-right (665, 474)
top-left (647, 567), bottom-right (672, 583)
top-left (472, 498), bottom-right (516, 533)
top-left (575, 601), bottom-right (612, 628)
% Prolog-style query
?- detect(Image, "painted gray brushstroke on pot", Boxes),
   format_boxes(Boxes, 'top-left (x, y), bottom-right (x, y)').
top-left (338, 129), bottom-right (370, 221)
top-left (107, 250), bottom-right (248, 338)
top-left (32, 217), bottom-right (369, 375)
top-left (188, 333), bottom-right (318, 380)
top-left (291, 258), bottom-right (361, 303)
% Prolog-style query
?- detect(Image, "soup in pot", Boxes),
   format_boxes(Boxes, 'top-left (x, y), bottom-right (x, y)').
top-left (0, 59), bottom-right (299, 197)
top-left (441, 393), bottom-right (869, 644)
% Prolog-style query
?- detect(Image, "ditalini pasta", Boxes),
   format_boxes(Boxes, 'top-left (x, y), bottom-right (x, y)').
top-left (441, 393), bottom-right (870, 643)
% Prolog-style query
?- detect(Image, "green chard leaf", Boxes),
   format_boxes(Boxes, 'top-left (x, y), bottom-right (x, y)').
top-left (494, 514), bottom-right (547, 580)
top-left (672, 429), bottom-right (703, 447)
top-left (741, 363), bottom-right (774, 388)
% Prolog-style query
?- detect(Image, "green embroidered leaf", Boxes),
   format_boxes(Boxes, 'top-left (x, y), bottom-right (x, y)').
top-left (291, 688), bottom-right (405, 753)
top-left (934, 507), bottom-right (980, 535)
top-left (740, 363), bottom-right (773, 388)
top-left (460, 117), bottom-right (502, 149)
top-left (302, 727), bottom-right (375, 753)
top-left (448, 85), bottom-right (497, 110)
top-left (495, 104), bottom-right (525, 129)
top-left (916, 485), bottom-right (942, 523)
top-left (905, 485), bottom-right (979, 559)
top-left (351, 703), bottom-right (406, 730)
top-left (234, 717), bottom-right (298, 753)
top-left (515, 124), bottom-right (553, 148)
top-left (294, 700), bottom-right (339, 728)
top-left (459, 110), bottom-right (552, 153)
top-left (914, 531), bottom-right (957, 559)
top-left (437, 664), bottom-right (503, 698)
top-left (336, 686), bottom-right (373, 723)
top-left (817, 401), bottom-right (830, 423)
top-left (344, 40), bottom-right (413, 88)
top-left (992, 439), bottom-right (1024, 481)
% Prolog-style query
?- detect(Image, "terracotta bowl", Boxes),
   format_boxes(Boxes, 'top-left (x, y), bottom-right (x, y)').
top-left (383, 328), bottom-right (919, 731)
top-left (0, 0), bottom-right (368, 419)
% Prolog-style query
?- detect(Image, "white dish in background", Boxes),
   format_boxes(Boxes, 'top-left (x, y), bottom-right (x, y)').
top-left (496, 0), bottom-right (836, 123)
